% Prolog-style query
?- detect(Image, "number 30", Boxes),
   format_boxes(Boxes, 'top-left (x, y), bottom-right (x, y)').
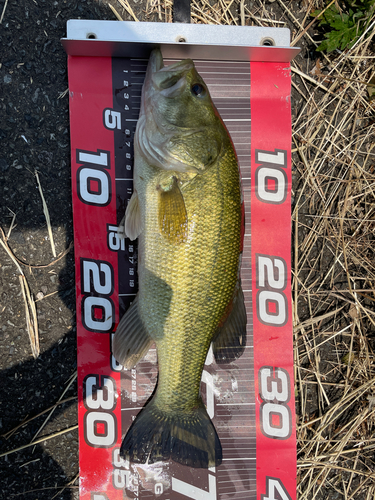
top-left (259, 367), bottom-right (292, 440)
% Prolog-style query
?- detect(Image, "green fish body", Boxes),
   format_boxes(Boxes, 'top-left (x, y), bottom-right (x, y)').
top-left (113, 49), bottom-right (246, 468)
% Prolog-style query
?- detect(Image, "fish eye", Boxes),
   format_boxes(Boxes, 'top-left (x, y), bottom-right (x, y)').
top-left (191, 83), bottom-right (205, 97)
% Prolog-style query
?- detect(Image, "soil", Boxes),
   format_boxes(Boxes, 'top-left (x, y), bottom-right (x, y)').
top-left (0, 1), bottom-right (319, 499)
top-left (0, 2), bottom-right (112, 499)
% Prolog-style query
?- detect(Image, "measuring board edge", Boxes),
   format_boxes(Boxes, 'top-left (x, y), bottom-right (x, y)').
top-left (62, 20), bottom-right (300, 62)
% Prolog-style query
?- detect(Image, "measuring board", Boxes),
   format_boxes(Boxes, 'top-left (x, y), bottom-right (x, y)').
top-left (63, 20), bottom-right (299, 500)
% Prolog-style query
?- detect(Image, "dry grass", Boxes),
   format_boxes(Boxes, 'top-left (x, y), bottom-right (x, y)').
top-left (0, 221), bottom-right (73, 360)
top-left (292, 20), bottom-right (375, 500)
top-left (101, 0), bottom-right (375, 497)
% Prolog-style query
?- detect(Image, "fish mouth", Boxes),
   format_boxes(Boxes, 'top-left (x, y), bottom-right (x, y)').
top-left (148, 48), bottom-right (164, 74)
top-left (143, 49), bottom-right (195, 102)
top-left (151, 52), bottom-right (194, 98)
top-left (139, 49), bottom-right (163, 117)
top-left (141, 49), bottom-right (191, 115)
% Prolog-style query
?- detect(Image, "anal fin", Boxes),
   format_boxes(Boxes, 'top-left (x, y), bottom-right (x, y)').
top-left (113, 295), bottom-right (152, 369)
top-left (213, 281), bottom-right (247, 364)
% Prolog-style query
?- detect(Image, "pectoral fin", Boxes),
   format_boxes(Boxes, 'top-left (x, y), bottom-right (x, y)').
top-left (124, 191), bottom-right (142, 241)
top-left (158, 177), bottom-right (188, 245)
top-left (112, 295), bottom-right (153, 369)
top-left (213, 281), bottom-right (247, 364)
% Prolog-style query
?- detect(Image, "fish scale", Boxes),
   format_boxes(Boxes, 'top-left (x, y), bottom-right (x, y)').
top-left (113, 49), bottom-right (246, 468)
top-left (138, 145), bottom-right (241, 450)
top-left (146, 155), bottom-right (240, 409)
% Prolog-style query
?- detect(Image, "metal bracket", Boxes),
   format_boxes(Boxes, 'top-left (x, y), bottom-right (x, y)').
top-left (62, 20), bottom-right (300, 62)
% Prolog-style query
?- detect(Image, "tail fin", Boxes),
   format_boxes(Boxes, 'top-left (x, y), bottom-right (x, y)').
top-left (120, 398), bottom-right (222, 468)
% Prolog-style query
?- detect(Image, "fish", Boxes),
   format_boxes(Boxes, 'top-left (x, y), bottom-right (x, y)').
top-left (113, 49), bottom-right (247, 469)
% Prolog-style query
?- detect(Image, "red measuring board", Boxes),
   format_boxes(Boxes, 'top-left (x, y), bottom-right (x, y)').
top-left (68, 52), bottom-right (295, 500)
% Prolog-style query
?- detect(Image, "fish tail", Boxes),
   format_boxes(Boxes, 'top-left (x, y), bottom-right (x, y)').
top-left (120, 398), bottom-right (222, 468)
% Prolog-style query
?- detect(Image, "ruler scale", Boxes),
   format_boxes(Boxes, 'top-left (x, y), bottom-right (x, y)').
top-left (64, 21), bottom-right (298, 500)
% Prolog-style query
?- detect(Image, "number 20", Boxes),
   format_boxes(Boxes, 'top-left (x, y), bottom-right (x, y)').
top-left (256, 254), bottom-right (288, 327)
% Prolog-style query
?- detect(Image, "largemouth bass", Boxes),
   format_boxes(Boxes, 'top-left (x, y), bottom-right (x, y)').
top-left (113, 49), bottom-right (246, 468)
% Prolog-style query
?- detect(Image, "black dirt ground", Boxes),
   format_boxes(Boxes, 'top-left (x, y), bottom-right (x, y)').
top-left (0, 2), bottom-right (114, 499)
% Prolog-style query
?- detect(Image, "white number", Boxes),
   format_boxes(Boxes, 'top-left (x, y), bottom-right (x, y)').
top-left (261, 403), bottom-right (291, 439)
top-left (81, 259), bottom-right (114, 333)
top-left (83, 296), bottom-right (113, 331)
top-left (78, 167), bottom-right (110, 205)
top-left (113, 469), bottom-right (130, 488)
top-left (104, 109), bottom-right (121, 130)
top-left (155, 483), bottom-right (163, 494)
top-left (77, 150), bottom-right (111, 206)
top-left (256, 167), bottom-right (286, 203)
top-left (257, 255), bottom-right (286, 289)
top-left (78, 151), bottom-right (108, 166)
top-left (257, 151), bottom-right (285, 165)
top-left (262, 477), bottom-right (292, 500)
top-left (82, 261), bottom-right (112, 295)
top-left (83, 375), bottom-right (118, 449)
top-left (172, 474), bottom-right (216, 500)
top-left (113, 448), bottom-right (127, 467)
top-left (258, 290), bottom-right (287, 326)
top-left (112, 448), bottom-right (131, 490)
top-left (256, 254), bottom-right (288, 327)
top-left (85, 411), bottom-right (116, 447)
top-left (259, 367), bottom-right (291, 440)
top-left (85, 375), bottom-right (116, 410)
top-left (107, 225), bottom-right (125, 252)
top-left (260, 367), bottom-right (289, 402)
top-left (255, 149), bottom-right (287, 204)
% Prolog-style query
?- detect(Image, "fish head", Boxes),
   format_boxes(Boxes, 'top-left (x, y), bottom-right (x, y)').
top-left (138, 49), bottom-right (225, 173)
